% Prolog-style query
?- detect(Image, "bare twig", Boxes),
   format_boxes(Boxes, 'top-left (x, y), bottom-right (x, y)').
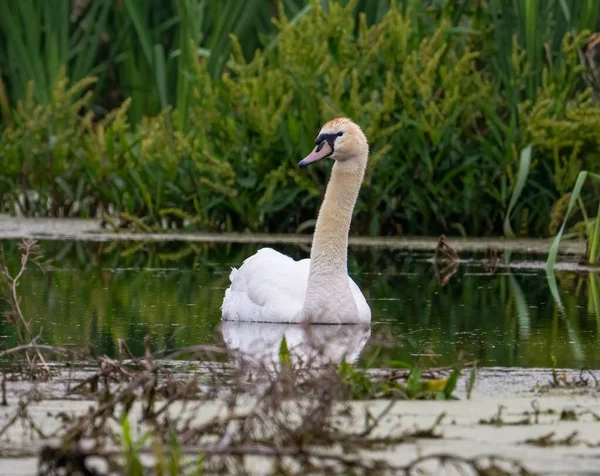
top-left (0, 239), bottom-right (53, 379)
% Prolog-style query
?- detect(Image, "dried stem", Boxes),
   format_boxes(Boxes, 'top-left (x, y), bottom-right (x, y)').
top-left (0, 239), bottom-right (51, 379)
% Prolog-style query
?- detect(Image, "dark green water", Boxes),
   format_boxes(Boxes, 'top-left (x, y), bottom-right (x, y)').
top-left (1, 239), bottom-right (599, 369)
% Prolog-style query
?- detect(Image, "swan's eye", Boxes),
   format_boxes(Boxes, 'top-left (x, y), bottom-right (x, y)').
top-left (337, 132), bottom-right (344, 137)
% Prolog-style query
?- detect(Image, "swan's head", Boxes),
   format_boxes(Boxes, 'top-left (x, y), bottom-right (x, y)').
top-left (299, 117), bottom-right (368, 168)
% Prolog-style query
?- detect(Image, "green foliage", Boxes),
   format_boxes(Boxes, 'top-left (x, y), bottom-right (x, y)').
top-left (279, 335), bottom-right (291, 370)
top-left (0, 2), bottom-right (501, 233)
top-left (0, 0), bottom-right (387, 123)
top-left (466, 364), bottom-right (477, 399)
top-left (0, 70), bottom-right (236, 225)
top-left (503, 145), bottom-right (532, 238)
top-left (443, 362), bottom-right (461, 399)
top-left (1, 0), bottom-right (600, 236)
top-left (201, 0), bottom-right (504, 235)
top-left (546, 170), bottom-right (600, 270)
top-left (0, 0), bottom-right (112, 107)
top-left (488, 0), bottom-right (598, 106)
top-left (338, 359), bottom-right (462, 400)
top-left (121, 415), bottom-right (189, 476)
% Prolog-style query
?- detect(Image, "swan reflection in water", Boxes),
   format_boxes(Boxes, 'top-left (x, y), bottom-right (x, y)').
top-left (221, 322), bottom-right (371, 369)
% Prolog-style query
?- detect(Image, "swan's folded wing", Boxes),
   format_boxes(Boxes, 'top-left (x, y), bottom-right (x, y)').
top-left (348, 276), bottom-right (371, 322)
top-left (222, 248), bottom-right (310, 322)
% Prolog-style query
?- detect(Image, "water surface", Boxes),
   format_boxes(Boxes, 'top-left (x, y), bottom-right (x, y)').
top-left (1, 239), bottom-right (598, 369)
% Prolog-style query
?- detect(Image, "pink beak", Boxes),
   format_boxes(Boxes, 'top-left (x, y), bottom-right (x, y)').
top-left (298, 142), bottom-right (333, 168)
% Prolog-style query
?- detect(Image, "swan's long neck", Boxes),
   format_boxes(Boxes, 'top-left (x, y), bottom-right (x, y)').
top-left (301, 151), bottom-right (367, 323)
top-left (308, 163), bottom-right (364, 276)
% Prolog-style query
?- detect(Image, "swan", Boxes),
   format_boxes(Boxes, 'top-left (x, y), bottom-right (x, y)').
top-left (221, 117), bottom-right (371, 324)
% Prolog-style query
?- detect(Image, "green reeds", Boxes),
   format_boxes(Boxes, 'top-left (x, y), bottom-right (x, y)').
top-left (504, 145), bottom-right (532, 238)
top-left (0, 0), bottom-right (599, 237)
top-left (0, 0), bottom-right (111, 105)
top-left (547, 171), bottom-right (600, 271)
top-left (489, 0), bottom-right (599, 105)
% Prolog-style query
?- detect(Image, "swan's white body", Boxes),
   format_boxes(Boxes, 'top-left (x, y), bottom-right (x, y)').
top-left (221, 248), bottom-right (370, 323)
top-left (221, 117), bottom-right (372, 324)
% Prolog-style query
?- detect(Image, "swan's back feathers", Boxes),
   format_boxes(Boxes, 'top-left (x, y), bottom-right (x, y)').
top-left (222, 248), bottom-right (310, 322)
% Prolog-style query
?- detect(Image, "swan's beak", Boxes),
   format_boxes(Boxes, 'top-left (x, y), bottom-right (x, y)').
top-left (298, 141), bottom-right (333, 168)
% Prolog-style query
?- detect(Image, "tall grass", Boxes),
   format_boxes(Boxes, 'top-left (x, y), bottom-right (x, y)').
top-left (489, 0), bottom-right (599, 104)
top-left (0, 0), bottom-right (473, 123)
top-left (547, 171), bottom-right (600, 271)
top-left (488, 0), bottom-right (600, 238)
top-left (109, 0), bottom-right (399, 123)
top-left (0, 0), bottom-right (112, 105)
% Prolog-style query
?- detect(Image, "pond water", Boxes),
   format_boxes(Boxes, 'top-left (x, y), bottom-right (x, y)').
top-left (0, 238), bottom-right (599, 369)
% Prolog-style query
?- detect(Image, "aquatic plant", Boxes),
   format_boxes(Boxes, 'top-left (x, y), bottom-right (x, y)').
top-left (0, 70), bottom-right (236, 223)
top-left (338, 358), bottom-right (463, 400)
top-left (546, 170), bottom-right (600, 270)
top-left (488, 0), bottom-right (599, 105)
top-left (33, 334), bottom-right (494, 475)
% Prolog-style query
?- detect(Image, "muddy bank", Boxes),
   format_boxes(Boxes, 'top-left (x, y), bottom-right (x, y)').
top-left (0, 216), bottom-right (586, 255)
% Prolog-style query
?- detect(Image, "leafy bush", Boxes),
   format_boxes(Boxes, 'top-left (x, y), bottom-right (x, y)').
top-left (0, 69), bottom-right (236, 226)
top-left (186, 1), bottom-right (500, 234)
top-left (1, 0), bottom-right (600, 237)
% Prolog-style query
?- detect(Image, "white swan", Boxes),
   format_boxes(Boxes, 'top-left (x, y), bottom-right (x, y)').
top-left (221, 117), bottom-right (371, 324)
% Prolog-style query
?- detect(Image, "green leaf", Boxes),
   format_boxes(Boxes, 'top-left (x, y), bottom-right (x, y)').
top-left (546, 171), bottom-right (600, 271)
top-left (279, 335), bottom-right (290, 368)
top-left (123, 0), bottom-right (153, 66)
top-left (503, 145), bottom-right (532, 238)
top-left (406, 367), bottom-right (422, 399)
top-left (387, 360), bottom-right (412, 369)
top-left (443, 363), bottom-right (461, 399)
top-left (154, 44), bottom-right (168, 111)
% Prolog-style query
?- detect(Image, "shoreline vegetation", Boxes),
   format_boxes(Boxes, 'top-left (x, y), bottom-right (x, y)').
top-left (0, 0), bottom-right (599, 243)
